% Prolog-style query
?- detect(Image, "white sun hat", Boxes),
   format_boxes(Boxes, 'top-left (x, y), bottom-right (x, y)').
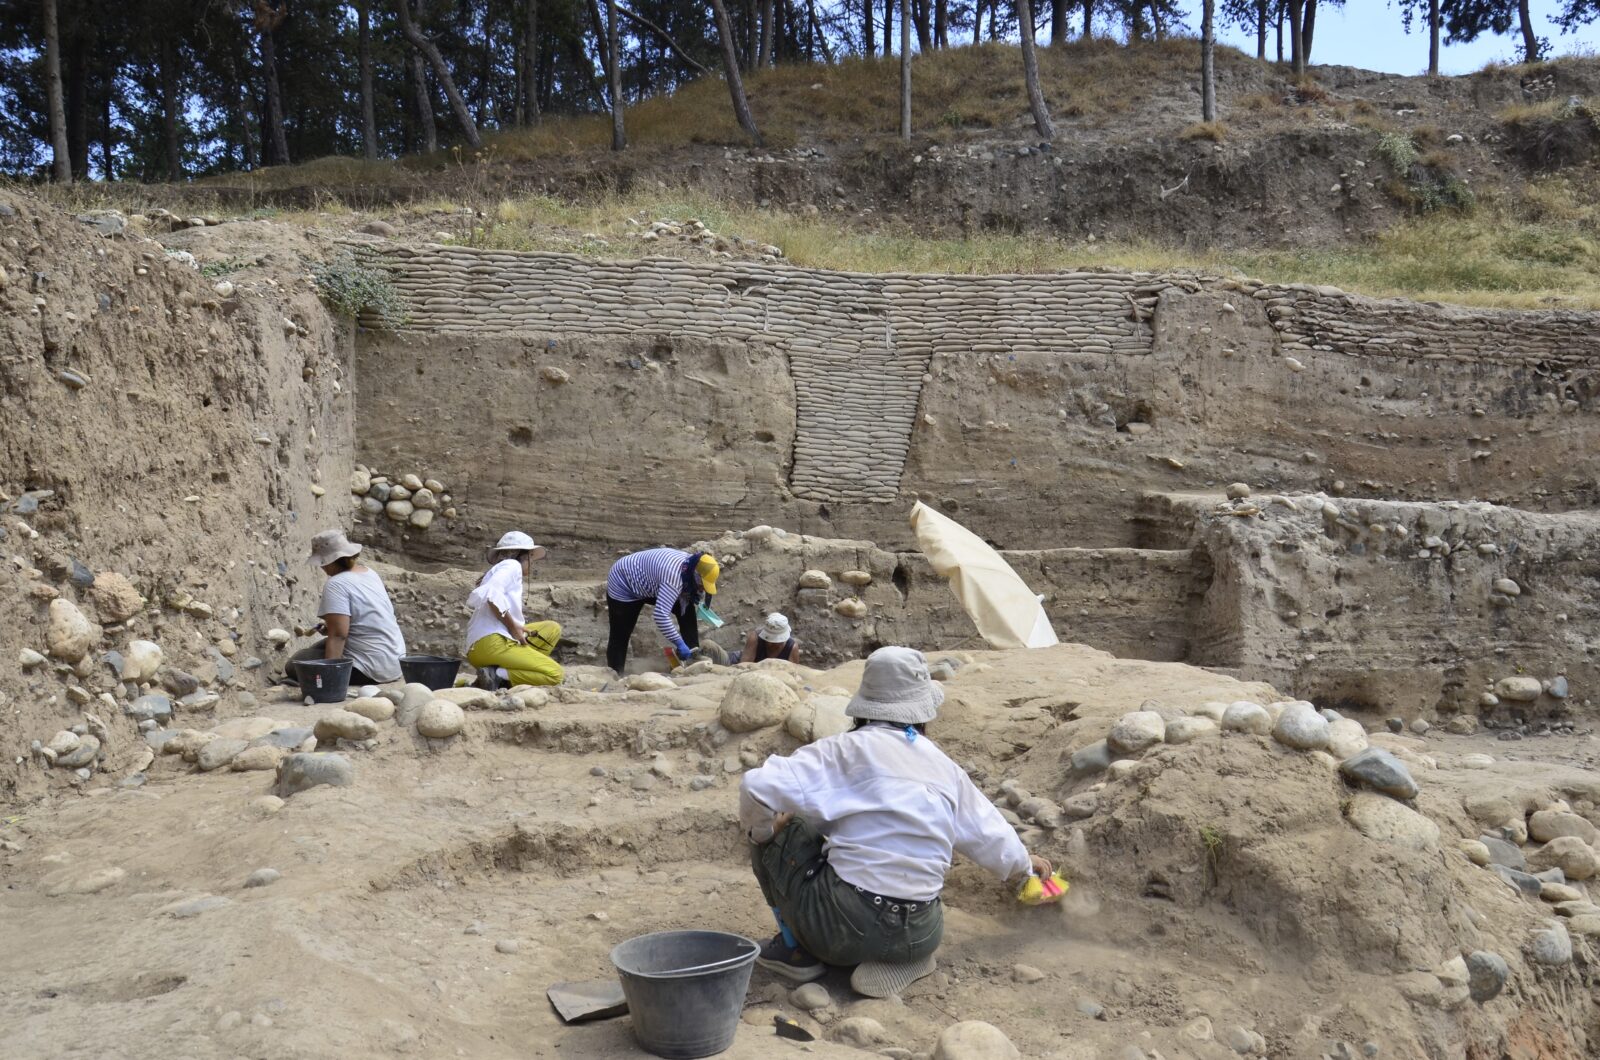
top-left (845, 646), bottom-right (945, 726)
top-left (758, 613), bottom-right (792, 643)
top-left (491, 530), bottom-right (546, 560)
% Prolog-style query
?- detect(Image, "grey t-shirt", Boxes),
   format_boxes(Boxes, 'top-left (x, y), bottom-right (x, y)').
top-left (319, 568), bottom-right (406, 682)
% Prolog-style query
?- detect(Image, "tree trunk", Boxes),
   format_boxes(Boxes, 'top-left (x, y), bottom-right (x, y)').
top-left (1081, 0), bottom-right (1092, 38)
top-left (934, 0), bottom-right (948, 47)
top-left (1276, 4), bottom-right (1283, 63)
top-left (1256, 0), bottom-right (1267, 59)
top-left (43, 0), bottom-right (72, 182)
top-left (883, 0), bottom-right (893, 55)
top-left (862, 0), bottom-right (873, 54)
top-left (912, 0), bottom-right (932, 51)
top-left (1049, 0), bottom-right (1065, 43)
top-left (394, 0), bottom-right (482, 148)
top-left (607, 0), bottom-right (624, 149)
top-left (1517, 0), bottom-right (1539, 61)
top-left (746, 0), bottom-right (758, 67)
top-left (359, 1), bottom-right (379, 158)
top-left (1287, 0), bottom-right (1304, 77)
top-left (1150, 0), bottom-right (1165, 39)
top-left (899, 0), bottom-right (911, 140)
top-left (710, 0), bottom-right (763, 143)
top-left (523, 0), bottom-right (540, 123)
top-left (411, 53), bottom-right (438, 152)
top-left (100, 84), bottom-right (114, 180)
top-left (1302, 0), bottom-right (1316, 63)
top-left (1427, 0), bottom-right (1439, 75)
top-left (66, 31), bottom-right (89, 181)
top-left (759, 0), bottom-right (775, 65)
top-left (257, 8), bottom-right (290, 165)
top-left (160, 42), bottom-right (182, 179)
top-left (1016, 0), bottom-right (1054, 139)
top-left (1201, 0), bottom-right (1216, 122)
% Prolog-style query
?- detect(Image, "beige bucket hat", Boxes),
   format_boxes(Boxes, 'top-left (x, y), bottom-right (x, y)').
top-left (309, 529), bottom-right (363, 567)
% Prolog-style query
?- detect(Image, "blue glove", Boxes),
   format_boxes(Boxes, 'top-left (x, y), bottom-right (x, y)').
top-left (673, 640), bottom-right (692, 659)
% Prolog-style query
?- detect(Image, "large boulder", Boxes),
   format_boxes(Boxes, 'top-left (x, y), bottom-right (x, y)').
top-left (1107, 711), bottom-right (1166, 754)
top-left (785, 694), bottom-right (852, 743)
top-left (931, 1021), bottom-right (1021, 1060)
top-left (314, 710), bottom-right (379, 742)
top-left (345, 696), bottom-right (397, 723)
top-left (1221, 702), bottom-right (1271, 735)
top-left (1529, 810), bottom-right (1600, 846)
top-left (1495, 676), bottom-right (1543, 702)
top-left (1528, 837), bottom-right (1600, 881)
top-left (1271, 702), bottom-right (1330, 751)
top-left (276, 753), bottom-right (354, 797)
top-left (416, 699), bottom-right (466, 738)
top-left (718, 672), bottom-right (800, 733)
top-left (90, 572), bottom-right (145, 623)
top-left (1338, 747), bottom-right (1419, 800)
top-left (1164, 716), bottom-right (1218, 745)
top-left (197, 738), bottom-right (249, 772)
top-left (1326, 719), bottom-right (1369, 759)
top-left (46, 598), bottom-right (100, 663)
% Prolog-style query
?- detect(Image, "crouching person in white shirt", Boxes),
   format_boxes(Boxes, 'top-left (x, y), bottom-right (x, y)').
top-left (739, 646), bottom-right (1052, 998)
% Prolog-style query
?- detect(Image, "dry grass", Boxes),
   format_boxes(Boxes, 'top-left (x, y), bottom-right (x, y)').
top-left (1178, 121), bottom-right (1228, 142)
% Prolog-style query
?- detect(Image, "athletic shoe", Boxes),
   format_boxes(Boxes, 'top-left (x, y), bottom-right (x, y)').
top-left (849, 953), bottom-right (937, 998)
top-left (473, 667), bottom-right (503, 691)
top-left (755, 934), bottom-right (825, 983)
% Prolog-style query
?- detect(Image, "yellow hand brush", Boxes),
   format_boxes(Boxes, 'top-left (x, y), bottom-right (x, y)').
top-left (1017, 872), bottom-right (1070, 906)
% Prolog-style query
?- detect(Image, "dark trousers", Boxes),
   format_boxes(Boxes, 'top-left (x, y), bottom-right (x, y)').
top-left (285, 641), bottom-right (378, 687)
top-left (606, 596), bottom-right (697, 673)
top-left (752, 818), bottom-right (943, 967)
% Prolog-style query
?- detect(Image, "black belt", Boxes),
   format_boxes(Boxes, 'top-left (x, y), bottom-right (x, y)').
top-left (850, 883), bottom-right (938, 913)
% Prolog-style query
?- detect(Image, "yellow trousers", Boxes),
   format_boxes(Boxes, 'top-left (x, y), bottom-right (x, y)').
top-left (467, 624), bottom-right (564, 687)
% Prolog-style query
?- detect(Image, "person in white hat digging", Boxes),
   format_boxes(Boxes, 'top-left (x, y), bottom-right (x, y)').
top-left (464, 531), bottom-right (563, 690)
top-left (738, 646), bottom-right (1052, 997)
top-left (286, 529), bottom-right (407, 686)
top-left (730, 612), bottom-right (801, 666)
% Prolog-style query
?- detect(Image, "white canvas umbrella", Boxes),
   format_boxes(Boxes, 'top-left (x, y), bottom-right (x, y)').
top-left (909, 501), bottom-right (1059, 650)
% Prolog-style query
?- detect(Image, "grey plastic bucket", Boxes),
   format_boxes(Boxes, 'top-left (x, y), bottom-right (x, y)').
top-left (609, 930), bottom-right (758, 1058)
top-left (399, 654), bottom-right (460, 690)
top-left (295, 658), bottom-right (352, 704)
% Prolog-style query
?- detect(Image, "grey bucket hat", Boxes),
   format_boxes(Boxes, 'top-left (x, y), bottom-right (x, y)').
top-left (309, 529), bottom-right (362, 566)
top-left (846, 646), bottom-right (946, 726)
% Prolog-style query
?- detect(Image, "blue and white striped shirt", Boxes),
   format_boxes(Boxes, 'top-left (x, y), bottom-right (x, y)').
top-left (607, 547), bottom-right (692, 644)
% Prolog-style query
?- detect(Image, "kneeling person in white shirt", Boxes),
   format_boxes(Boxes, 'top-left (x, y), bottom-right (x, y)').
top-left (739, 646), bottom-right (1052, 997)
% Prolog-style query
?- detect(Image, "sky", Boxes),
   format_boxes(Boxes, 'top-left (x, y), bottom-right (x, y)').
top-left (1211, 0), bottom-right (1600, 75)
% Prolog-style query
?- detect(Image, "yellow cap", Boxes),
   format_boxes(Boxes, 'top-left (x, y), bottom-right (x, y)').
top-left (696, 554), bottom-right (720, 596)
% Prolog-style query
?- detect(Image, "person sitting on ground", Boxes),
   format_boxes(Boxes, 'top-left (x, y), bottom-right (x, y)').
top-left (604, 546), bottom-right (719, 673)
top-left (739, 646), bottom-right (1052, 998)
top-left (465, 531), bottom-right (563, 690)
top-left (286, 530), bottom-right (406, 687)
top-left (730, 612), bottom-right (801, 666)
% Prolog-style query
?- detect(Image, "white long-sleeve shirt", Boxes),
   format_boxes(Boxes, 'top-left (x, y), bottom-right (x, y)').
top-left (464, 559), bottom-right (524, 652)
top-left (740, 725), bottom-right (1031, 902)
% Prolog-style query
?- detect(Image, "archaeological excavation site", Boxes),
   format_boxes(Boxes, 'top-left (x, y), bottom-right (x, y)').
top-left (6, 39), bottom-right (1600, 1060)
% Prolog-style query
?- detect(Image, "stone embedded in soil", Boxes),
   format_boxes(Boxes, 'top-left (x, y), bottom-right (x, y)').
top-left (785, 694), bottom-right (852, 743)
top-left (1527, 837), bottom-right (1600, 880)
top-left (1223, 1025), bottom-right (1266, 1055)
top-left (1011, 964), bottom-right (1046, 983)
top-left (791, 982), bottom-right (830, 1010)
top-left (315, 710), bottom-right (379, 742)
top-left (1528, 921), bottom-right (1573, 966)
top-left (46, 598), bottom-right (100, 662)
top-left (1107, 711), bottom-right (1165, 754)
top-left (798, 569), bottom-right (831, 589)
top-left (1541, 882), bottom-right (1583, 904)
top-left (126, 694), bottom-right (173, 723)
top-left (1338, 748), bottom-right (1419, 800)
top-left (718, 672), bottom-right (799, 733)
top-left (345, 696), bottom-right (397, 722)
top-left (244, 868), bottom-right (281, 888)
top-left (46, 730), bottom-right (80, 757)
top-left (122, 639), bottom-right (163, 682)
top-left (416, 700), bottom-right (466, 738)
top-left (1529, 810), bottom-right (1599, 846)
top-left (1164, 716), bottom-right (1217, 744)
top-left (1221, 702), bottom-right (1271, 735)
top-left (56, 735), bottom-right (101, 769)
top-left (231, 746), bottom-right (284, 772)
top-left (1271, 701), bottom-right (1330, 751)
top-left (1466, 950), bottom-right (1509, 1002)
top-left (1183, 1016), bottom-right (1215, 1041)
top-left (1326, 719), bottom-right (1369, 759)
top-left (160, 894), bottom-right (231, 918)
top-left (276, 752), bottom-right (354, 797)
top-left (1495, 676), bottom-right (1542, 702)
top-left (626, 672), bottom-right (677, 692)
top-left (931, 1020), bottom-right (1021, 1060)
top-left (432, 687), bottom-right (495, 709)
top-left (831, 1016), bottom-right (886, 1047)
top-left (197, 738), bottom-right (249, 772)
top-left (495, 939), bottom-right (519, 954)
top-left (1493, 865), bottom-right (1543, 897)
top-left (1344, 793), bottom-right (1439, 849)
top-left (1459, 840), bottom-right (1491, 866)
top-left (1478, 835), bottom-right (1527, 871)
top-left (44, 865), bottom-right (125, 896)
top-left (1069, 741), bottom-right (1112, 775)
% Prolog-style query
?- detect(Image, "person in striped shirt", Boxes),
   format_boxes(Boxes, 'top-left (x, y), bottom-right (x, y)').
top-left (605, 547), bottom-right (720, 673)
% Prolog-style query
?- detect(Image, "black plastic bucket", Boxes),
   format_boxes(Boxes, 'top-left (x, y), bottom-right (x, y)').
top-left (400, 654), bottom-right (461, 690)
top-left (609, 930), bottom-right (757, 1058)
top-left (295, 658), bottom-right (353, 704)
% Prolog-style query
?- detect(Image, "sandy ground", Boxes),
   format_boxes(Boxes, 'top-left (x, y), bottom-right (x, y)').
top-left (4, 645), bottom-right (1600, 1060)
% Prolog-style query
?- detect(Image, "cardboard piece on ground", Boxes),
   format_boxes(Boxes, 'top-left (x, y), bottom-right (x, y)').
top-left (547, 979), bottom-right (629, 1023)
